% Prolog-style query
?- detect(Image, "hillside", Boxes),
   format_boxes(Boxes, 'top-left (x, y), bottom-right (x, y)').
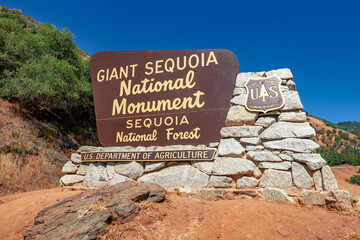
top-left (308, 116), bottom-right (360, 166)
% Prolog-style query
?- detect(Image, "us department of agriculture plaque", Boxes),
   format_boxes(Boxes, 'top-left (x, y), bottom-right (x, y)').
top-left (90, 49), bottom-right (239, 147)
top-left (245, 75), bottom-right (285, 113)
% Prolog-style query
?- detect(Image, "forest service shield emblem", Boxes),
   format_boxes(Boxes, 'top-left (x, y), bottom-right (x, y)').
top-left (245, 75), bottom-right (285, 113)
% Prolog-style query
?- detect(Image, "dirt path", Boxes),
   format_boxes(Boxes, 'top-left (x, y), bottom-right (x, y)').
top-left (0, 165), bottom-right (359, 240)
top-left (104, 194), bottom-right (360, 240)
top-left (0, 188), bottom-right (81, 240)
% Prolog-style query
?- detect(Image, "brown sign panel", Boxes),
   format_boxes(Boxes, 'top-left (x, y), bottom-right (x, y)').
top-left (244, 75), bottom-right (285, 113)
top-left (90, 50), bottom-right (239, 147)
top-left (80, 149), bottom-right (216, 162)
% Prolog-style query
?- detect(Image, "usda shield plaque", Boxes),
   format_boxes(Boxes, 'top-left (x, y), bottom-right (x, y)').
top-left (245, 75), bottom-right (284, 113)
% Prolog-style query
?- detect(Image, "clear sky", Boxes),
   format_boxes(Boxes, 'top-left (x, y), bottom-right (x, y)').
top-left (2, 0), bottom-right (360, 123)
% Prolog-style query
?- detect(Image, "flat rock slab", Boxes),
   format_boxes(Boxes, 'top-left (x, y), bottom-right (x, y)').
top-left (24, 181), bottom-right (166, 240)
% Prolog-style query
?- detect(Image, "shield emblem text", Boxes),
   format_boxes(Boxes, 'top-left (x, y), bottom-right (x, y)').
top-left (245, 75), bottom-right (285, 113)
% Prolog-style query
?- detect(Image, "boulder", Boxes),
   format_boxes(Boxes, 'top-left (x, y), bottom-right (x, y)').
top-left (225, 105), bottom-right (258, 126)
top-left (254, 116), bottom-right (276, 128)
top-left (60, 175), bottom-right (84, 186)
top-left (218, 138), bottom-right (245, 157)
top-left (138, 163), bottom-right (209, 188)
top-left (240, 137), bottom-right (261, 145)
top-left (260, 187), bottom-right (294, 203)
top-left (259, 122), bottom-right (315, 140)
top-left (259, 169), bottom-right (292, 188)
top-left (62, 161), bottom-right (78, 174)
top-left (263, 138), bottom-right (319, 153)
top-left (208, 176), bottom-right (234, 188)
top-left (230, 94), bottom-right (246, 106)
top-left (233, 87), bottom-right (247, 96)
top-left (282, 91), bottom-right (303, 110)
top-left (70, 153), bottom-right (81, 164)
top-left (144, 162), bottom-right (166, 173)
top-left (321, 166), bottom-right (338, 191)
top-left (114, 161), bottom-right (144, 179)
top-left (83, 162), bottom-right (109, 187)
top-left (236, 72), bottom-right (264, 87)
top-left (278, 112), bottom-right (306, 122)
top-left (110, 173), bottom-right (131, 186)
top-left (258, 161), bottom-right (291, 170)
top-left (191, 161), bottom-right (214, 175)
top-left (76, 164), bottom-right (88, 176)
top-left (236, 177), bottom-right (259, 188)
top-left (291, 153), bottom-right (326, 171)
top-left (265, 68), bottom-right (293, 80)
top-left (220, 126), bottom-right (263, 138)
top-left (292, 162), bottom-right (314, 189)
top-left (313, 170), bottom-right (323, 191)
top-left (212, 157), bottom-right (255, 176)
top-left (299, 190), bottom-right (326, 205)
top-left (330, 190), bottom-right (352, 210)
top-left (106, 162), bottom-right (116, 179)
top-left (247, 151), bottom-right (282, 162)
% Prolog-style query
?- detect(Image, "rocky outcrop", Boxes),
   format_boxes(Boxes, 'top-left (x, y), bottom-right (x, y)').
top-left (24, 182), bottom-right (166, 240)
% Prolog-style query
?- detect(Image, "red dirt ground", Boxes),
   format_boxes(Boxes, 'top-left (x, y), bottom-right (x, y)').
top-left (0, 166), bottom-right (359, 240)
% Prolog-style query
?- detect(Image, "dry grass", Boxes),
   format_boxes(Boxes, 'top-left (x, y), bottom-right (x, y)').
top-left (0, 153), bottom-right (62, 196)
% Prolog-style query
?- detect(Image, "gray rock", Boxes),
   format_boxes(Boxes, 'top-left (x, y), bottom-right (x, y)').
top-left (62, 161), bottom-right (78, 173)
top-left (209, 142), bottom-right (219, 148)
top-left (83, 163), bottom-right (109, 187)
top-left (114, 161), bottom-right (144, 179)
top-left (321, 166), bottom-right (338, 191)
top-left (286, 80), bottom-right (296, 90)
top-left (220, 126), bottom-right (263, 138)
top-left (138, 163), bottom-right (209, 188)
top-left (70, 153), bottom-right (81, 164)
top-left (233, 87), bottom-right (247, 96)
top-left (245, 145), bottom-right (264, 151)
top-left (265, 68), bottom-right (293, 80)
top-left (260, 187), bottom-right (294, 203)
top-left (225, 106), bottom-right (258, 126)
top-left (299, 190), bottom-right (326, 205)
top-left (76, 164), bottom-right (88, 176)
top-left (253, 166), bottom-right (262, 179)
top-left (109, 173), bottom-right (131, 185)
top-left (236, 177), bottom-right (259, 188)
top-left (313, 170), bottom-right (323, 191)
top-left (292, 162), bottom-right (314, 189)
top-left (259, 122), bottom-right (315, 140)
top-left (278, 112), bottom-right (306, 122)
top-left (195, 189), bottom-right (227, 201)
top-left (278, 154), bottom-right (293, 161)
top-left (282, 91), bottom-right (303, 110)
top-left (240, 137), bottom-right (261, 145)
top-left (280, 85), bottom-right (289, 92)
top-left (191, 161), bottom-right (214, 175)
top-left (77, 146), bottom-right (103, 152)
top-left (230, 94), bottom-right (246, 106)
top-left (218, 138), bottom-right (245, 157)
top-left (255, 116), bottom-right (276, 128)
top-left (259, 169), bottom-right (292, 188)
top-left (144, 162), bottom-right (166, 173)
top-left (291, 153), bottom-right (326, 170)
top-left (106, 162), bottom-right (116, 179)
top-left (156, 145), bottom-right (197, 150)
top-left (258, 161), bottom-right (292, 170)
top-left (330, 190), bottom-right (352, 210)
top-left (208, 176), bottom-right (234, 188)
top-left (212, 157), bottom-right (255, 176)
top-left (264, 138), bottom-right (319, 153)
top-left (236, 72), bottom-right (263, 87)
top-left (60, 175), bottom-right (84, 186)
top-left (247, 151), bottom-right (282, 162)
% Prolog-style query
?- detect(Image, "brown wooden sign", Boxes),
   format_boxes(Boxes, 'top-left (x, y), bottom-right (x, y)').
top-left (90, 49), bottom-right (239, 147)
top-left (245, 75), bottom-right (285, 113)
top-left (80, 149), bottom-right (216, 162)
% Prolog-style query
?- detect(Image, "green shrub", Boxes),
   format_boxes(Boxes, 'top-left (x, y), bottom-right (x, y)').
top-left (357, 168), bottom-right (360, 173)
top-left (346, 175), bottom-right (360, 186)
top-left (1, 5), bottom-right (10, 12)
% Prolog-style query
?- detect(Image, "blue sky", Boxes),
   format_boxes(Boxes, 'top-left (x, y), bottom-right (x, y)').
top-left (3, 0), bottom-right (360, 123)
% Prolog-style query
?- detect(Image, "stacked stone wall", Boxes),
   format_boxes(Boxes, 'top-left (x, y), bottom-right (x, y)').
top-left (60, 68), bottom-right (357, 210)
